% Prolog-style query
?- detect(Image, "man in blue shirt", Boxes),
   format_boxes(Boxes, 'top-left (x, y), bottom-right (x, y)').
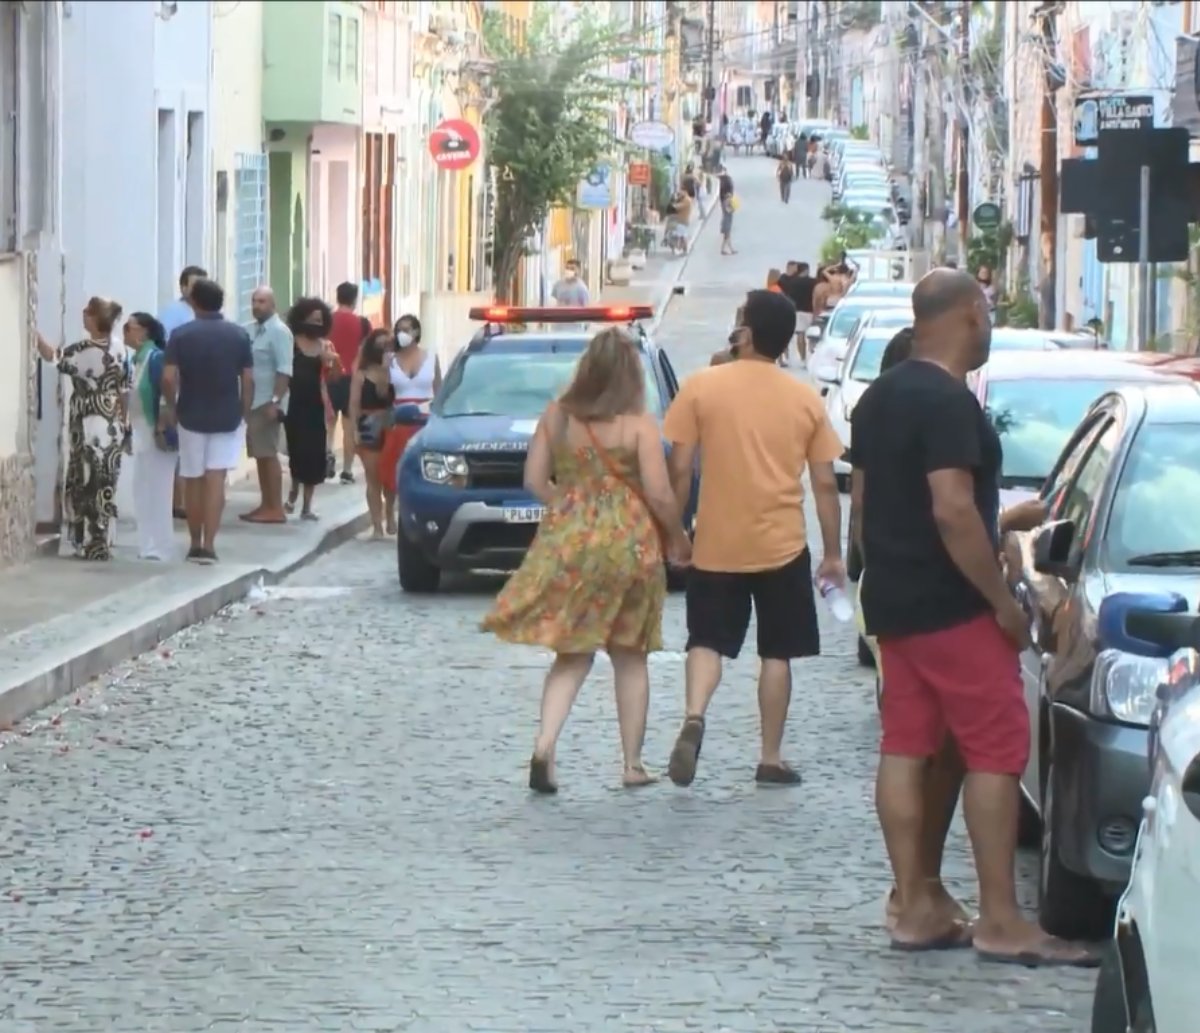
top-left (159, 265), bottom-right (208, 517)
top-left (161, 278), bottom-right (253, 564)
top-left (242, 286), bottom-right (293, 523)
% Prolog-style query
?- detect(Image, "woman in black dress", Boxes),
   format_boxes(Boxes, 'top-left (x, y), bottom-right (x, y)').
top-left (284, 298), bottom-right (336, 519)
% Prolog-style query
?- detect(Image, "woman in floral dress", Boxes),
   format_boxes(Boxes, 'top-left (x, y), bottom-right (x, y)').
top-left (37, 296), bottom-right (129, 560)
top-left (483, 327), bottom-right (692, 794)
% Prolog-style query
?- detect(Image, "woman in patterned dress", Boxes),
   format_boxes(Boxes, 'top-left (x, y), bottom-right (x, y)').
top-left (482, 327), bottom-right (692, 794)
top-left (36, 296), bottom-right (129, 560)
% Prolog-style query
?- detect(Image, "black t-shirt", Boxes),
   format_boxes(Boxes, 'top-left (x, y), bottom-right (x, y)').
top-left (787, 275), bottom-right (816, 314)
top-left (849, 359), bottom-right (1002, 638)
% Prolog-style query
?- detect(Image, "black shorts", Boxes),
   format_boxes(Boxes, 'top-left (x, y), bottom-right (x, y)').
top-left (327, 375), bottom-right (352, 416)
top-left (685, 549), bottom-right (820, 661)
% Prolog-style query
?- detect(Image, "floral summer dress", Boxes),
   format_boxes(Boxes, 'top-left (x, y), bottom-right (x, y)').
top-left (483, 437), bottom-right (666, 653)
top-left (57, 340), bottom-right (128, 560)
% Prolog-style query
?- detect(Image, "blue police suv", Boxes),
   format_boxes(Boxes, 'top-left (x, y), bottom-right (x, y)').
top-left (393, 304), bottom-right (696, 593)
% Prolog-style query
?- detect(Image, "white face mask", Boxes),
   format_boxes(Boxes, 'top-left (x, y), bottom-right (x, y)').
top-left (395, 331), bottom-right (414, 348)
top-left (564, 270), bottom-right (577, 280)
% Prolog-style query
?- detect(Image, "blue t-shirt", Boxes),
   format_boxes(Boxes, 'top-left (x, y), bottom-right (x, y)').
top-left (165, 314), bottom-right (253, 434)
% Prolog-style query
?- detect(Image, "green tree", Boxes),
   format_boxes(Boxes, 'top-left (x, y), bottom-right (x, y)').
top-left (483, 8), bottom-right (650, 301)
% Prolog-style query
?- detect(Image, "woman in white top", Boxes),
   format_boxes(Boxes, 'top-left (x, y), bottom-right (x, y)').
top-left (379, 314), bottom-right (442, 528)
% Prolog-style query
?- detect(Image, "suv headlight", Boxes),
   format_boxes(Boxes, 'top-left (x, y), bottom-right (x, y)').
top-left (1090, 649), bottom-right (1168, 726)
top-left (421, 452), bottom-right (469, 485)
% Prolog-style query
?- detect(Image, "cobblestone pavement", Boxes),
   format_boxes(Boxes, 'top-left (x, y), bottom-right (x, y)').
top-left (0, 158), bottom-right (1095, 1032)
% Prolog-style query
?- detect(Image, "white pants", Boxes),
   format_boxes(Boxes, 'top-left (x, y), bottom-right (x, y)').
top-left (131, 425), bottom-right (179, 560)
top-left (178, 425), bottom-right (245, 478)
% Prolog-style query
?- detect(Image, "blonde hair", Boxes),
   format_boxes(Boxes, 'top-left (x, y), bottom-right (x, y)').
top-left (766, 268), bottom-right (782, 288)
top-left (85, 296), bottom-right (124, 335)
top-left (558, 326), bottom-right (645, 421)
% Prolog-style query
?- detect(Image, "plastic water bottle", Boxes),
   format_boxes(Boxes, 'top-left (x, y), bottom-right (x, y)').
top-left (816, 577), bottom-right (854, 622)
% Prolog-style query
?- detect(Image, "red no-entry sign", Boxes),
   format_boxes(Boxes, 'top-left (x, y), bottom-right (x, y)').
top-left (428, 119), bottom-right (481, 172)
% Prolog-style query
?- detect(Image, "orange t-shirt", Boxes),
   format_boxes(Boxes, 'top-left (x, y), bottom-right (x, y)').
top-left (768, 284), bottom-right (784, 293)
top-left (663, 359), bottom-right (843, 572)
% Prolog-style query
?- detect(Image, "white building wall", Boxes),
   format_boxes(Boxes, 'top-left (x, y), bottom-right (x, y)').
top-left (34, 0), bottom-right (213, 528)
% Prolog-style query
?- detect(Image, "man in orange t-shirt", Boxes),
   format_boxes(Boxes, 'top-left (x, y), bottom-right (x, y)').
top-left (663, 288), bottom-right (846, 788)
top-left (327, 281), bottom-right (372, 483)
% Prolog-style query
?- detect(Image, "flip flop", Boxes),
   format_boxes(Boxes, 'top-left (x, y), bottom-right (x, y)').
top-left (667, 716), bottom-right (705, 787)
top-left (976, 946), bottom-right (1099, 969)
top-left (890, 923), bottom-right (974, 953)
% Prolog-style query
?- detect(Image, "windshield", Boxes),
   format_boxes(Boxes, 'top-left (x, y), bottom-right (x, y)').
top-left (985, 379), bottom-right (1129, 486)
top-left (829, 304), bottom-right (874, 338)
top-left (848, 336), bottom-right (896, 381)
top-left (435, 348), bottom-right (663, 419)
top-left (1107, 424), bottom-right (1200, 567)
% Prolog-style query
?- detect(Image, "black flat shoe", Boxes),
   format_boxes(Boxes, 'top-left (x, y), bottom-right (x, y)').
top-left (667, 716), bottom-right (705, 787)
top-left (755, 762), bottom-right (802, 786)
top-left (529, 754), bottom-right (557, 795)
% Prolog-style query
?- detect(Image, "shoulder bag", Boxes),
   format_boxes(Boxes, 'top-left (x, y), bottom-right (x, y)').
top-left (580, 421), bottom-right (670, 559)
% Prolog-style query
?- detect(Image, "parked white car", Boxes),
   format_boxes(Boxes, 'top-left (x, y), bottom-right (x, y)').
top-left (1090, 592), bottom-right (1200, 1033)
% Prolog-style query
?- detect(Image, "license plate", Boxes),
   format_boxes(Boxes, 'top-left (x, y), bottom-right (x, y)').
top-left (502, 505), bottom-right (544, 523)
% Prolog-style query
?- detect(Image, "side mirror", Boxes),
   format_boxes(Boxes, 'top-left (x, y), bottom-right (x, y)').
top-left (1032, 518), bottom-right (1078, 578)
top-left (1098, 591), bottom-right (1195, 658)
top-left (805, 325), bottom-right (822, 343)
top-left (392, 403), bottom-right (428, 427)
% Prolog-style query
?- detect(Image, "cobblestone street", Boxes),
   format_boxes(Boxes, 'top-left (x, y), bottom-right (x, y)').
top-left (0, 158), bottom-right (1095, 1032)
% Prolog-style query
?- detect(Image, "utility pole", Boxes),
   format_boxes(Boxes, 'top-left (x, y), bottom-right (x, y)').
top-left (910, 13), bottom-right (927, 252)
top-left (1037, 5), bottom-right (1059, 330)
top-left (956, 0), bottom-right (971, 266)
top-left (703, 0), bottom-right (716, 124)
top-left (927, 8), bottom-right (947, 264)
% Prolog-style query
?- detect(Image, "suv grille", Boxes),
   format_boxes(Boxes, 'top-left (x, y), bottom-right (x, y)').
top-left (466, 452), bottom-right (526, 490)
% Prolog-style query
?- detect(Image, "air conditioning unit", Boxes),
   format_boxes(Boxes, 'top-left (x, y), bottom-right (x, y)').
top-left (430, 10), bottom-right (465, 36)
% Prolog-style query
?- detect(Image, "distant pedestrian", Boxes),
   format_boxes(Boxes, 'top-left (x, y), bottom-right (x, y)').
top-left (483, 327), bottom-right (692, 794)
top-left (718, 169), bottom-right (737, 256)
top-left (776, 157), bottom-right (794, 204)
top-left (663, 290), bottom-right (845, 788)
top-left (349, 329), bottom-right (397, 540)
top-left (551, 259), bottom-right (589, 306)
top-left (241, 286), bottom-right (293, 524)
top-left (161, 279), bottom-right (253, 564)
top-left (785, 260), bottom-right (817, 365)
top-left (35, 296), bottom-right (129, 560)
top-left (380, 313), bottom-right (440, 527)
top-left (327, 282), bottom-right (373, 484)
top-left (681, 164), bottom-right (699, 200)
top-left (125, 312), bottom-right (178, 561)
top-left (850, 268), bottom-right (1094, 967)
top-left (976, 265), bottom-right (996, 312)
top-left (159, 265), bottom-right (207, 519)
top-left (281, 298), bottom-right (335, 520)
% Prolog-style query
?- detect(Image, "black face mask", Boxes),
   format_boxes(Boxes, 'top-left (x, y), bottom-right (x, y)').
top-left (298, 324), bottom-right (324, 338)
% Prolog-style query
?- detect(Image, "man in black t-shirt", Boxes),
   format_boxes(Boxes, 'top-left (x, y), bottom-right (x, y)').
top-left (850, 269), bottom-right (1094, 967)
top-left (783, 261), bottom-right (816, 364)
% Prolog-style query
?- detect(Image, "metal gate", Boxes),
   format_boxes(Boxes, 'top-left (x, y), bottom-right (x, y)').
top-left (234, 152), bottom-right (269, 323)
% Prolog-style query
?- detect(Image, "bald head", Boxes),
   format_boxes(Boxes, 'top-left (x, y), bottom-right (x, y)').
top-left (250, 286), bottom-right (276, 323)
top-left (911, 267), bottom-right (984, 324)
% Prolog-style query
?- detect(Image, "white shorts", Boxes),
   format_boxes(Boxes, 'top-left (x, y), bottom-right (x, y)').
top-left (178, 425), bottom-right (245, 478)
top-left (795, 312), bottom-right (813, 333)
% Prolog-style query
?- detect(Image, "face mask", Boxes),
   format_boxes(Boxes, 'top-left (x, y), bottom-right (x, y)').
top-left (395, 331), bottom-right (414, 348)
top-left (565, 270), bottom-right (577, 280)
top-left (300, 325), bottom-right (323, 338)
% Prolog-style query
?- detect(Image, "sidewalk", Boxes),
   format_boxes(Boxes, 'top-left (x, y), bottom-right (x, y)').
top-left (597, 191), bottom-right (720, 334)
top-left (0, 478), bottom-right (368, 725)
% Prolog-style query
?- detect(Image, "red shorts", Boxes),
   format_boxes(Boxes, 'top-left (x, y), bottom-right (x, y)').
top-left (878, 612), bottom-right (1030, 776)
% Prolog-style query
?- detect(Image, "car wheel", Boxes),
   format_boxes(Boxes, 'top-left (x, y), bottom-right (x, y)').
top-left (1090, 947), bottom-right (1128, 1033)
top-left (397, 532), bottom-right (441, 593)
top-left (1039, 762), bottom-right (1113, 939)
top-left (857, 634), bottom-right (875, 669)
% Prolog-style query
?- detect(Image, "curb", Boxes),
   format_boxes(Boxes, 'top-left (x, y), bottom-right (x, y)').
top-left (0, 505), bottom-right (370, 727)
top-left (646, 193), bottom-right (720, 336)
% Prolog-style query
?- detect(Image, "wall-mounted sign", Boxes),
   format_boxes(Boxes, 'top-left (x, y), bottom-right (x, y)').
top-left (628, 162), bottom-right (651, 186)
top-left (1073, 93), bottom-right (1154, 146)
top-left (630, 120), bottom-right (674, 150)
top-left (577, 164), bottom-right (613, 209)
top-left (972, 201), bottom-right (1002, 231)
top-left (428, 118), bottom-right (481, 171)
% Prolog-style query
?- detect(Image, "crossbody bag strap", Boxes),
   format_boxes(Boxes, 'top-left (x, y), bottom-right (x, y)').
top-left (580, 421), bottom-right (667, 551)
